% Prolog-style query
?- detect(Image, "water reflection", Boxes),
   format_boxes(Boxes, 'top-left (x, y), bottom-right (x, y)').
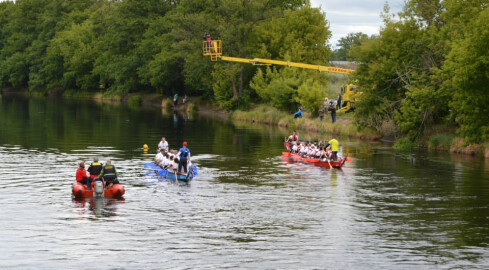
top-left (72, 197), bottom-right (125, 218)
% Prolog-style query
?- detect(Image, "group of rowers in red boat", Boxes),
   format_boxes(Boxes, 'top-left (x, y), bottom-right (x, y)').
top-left (283, 131), bottom-right (347, 168)
top-left (286, 131), bottom-right (340, 161)
top-left (73, 157), bottom-right (125, 198)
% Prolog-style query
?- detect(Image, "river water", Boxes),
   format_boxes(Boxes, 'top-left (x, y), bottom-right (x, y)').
top-left (1, 96), bottom-right (489, 269)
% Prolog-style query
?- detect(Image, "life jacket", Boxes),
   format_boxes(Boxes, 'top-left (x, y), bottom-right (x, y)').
top-left (103, 165), bottom-right (116, 177)
top-left (180, 147), bottom-right (190, 159)
top-left (291, 135), bottom-right (298, 141)
top-left (76, 167), bottom-right (87, 182)
top-left (88, 162), bottom-right (102, 175)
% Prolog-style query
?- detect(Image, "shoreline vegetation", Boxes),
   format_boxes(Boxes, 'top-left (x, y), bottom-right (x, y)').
top-left (3, 88), bottom-right (488, 159)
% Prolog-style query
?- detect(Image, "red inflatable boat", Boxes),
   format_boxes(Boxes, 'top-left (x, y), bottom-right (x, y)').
top-left (72, 182), bottom-right (125, 198)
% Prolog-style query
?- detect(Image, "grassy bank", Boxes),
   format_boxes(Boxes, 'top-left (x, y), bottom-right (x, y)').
top-left (232, 105), bottom-right (380, 140)
top-left (394, 133), bottom-right (489, 158)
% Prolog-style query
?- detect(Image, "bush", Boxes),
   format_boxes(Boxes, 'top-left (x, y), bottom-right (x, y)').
top-left (394, 138), bottom-right (414, 151)
top-left (428, 133), bottom-right (455, 150)
top-left (161, 98), bottom-right (172, 109)
top-left (186, 102), bottom-right (198, 114)
top-left (128, 95), bottom-right (142, 107)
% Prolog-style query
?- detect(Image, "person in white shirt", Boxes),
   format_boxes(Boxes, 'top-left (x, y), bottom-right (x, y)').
top-left (154, 150), bottom-right (164, 166)
top-left (292, 143), bottom-right (298, 153)
top-left (167, 155), bottom-right (175, 169)
top-left (300, 143), bottom-right (308, 157)
top-left (158, 137), bottom-right (169, 152)
top-left (172, 157), bottom-right (179, 174)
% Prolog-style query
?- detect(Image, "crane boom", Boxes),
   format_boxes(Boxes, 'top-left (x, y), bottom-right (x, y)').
top-left (203, 40), bottom-right (354, 75)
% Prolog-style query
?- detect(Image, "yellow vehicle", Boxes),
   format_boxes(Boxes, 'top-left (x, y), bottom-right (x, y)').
top-left (338, 84), bottom-right (361, 113)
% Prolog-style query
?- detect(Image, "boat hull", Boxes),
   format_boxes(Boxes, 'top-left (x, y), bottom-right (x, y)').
top-left (72, 183), bottom-right (125, 198)
top-left (281, 152), bottom-right (346, 168)
top-left (164, 170), bottom-right (194, 182)
top-left (144, 163), bottom-right (198, 182)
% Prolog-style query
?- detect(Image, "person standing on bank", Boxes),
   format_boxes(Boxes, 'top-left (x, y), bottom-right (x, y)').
top-left (177, 141), bottom-right (191, 174)
top-left (337, 94), bottom-right (342, 110)
top-left (330, 104), bottom-right (337, 123)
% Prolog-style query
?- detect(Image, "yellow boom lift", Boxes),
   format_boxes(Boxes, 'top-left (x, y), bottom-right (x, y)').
top-left (203, 40), bottom-right (359, 112)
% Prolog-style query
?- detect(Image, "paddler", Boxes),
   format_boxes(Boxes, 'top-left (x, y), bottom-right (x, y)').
top-left (325, 138), bottom-right (339, 161)
top-left (288, 131), bottom-right (299, 142)
top-left (87, 157), bottom-right (103, 179)
top-left (158, 137), bottom-right (169, 152)
top-left (76, 161), bottom-right (93, 190)
top-left (154, 149), bottom-right (165, 167)
top-left (177, 141), bottom-right (191, 174)
top-left (98, 160), bottom-right (119, 187)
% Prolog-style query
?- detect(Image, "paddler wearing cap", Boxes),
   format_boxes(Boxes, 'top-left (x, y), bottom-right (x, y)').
top-left (177, 141), bottom-right (191, 173)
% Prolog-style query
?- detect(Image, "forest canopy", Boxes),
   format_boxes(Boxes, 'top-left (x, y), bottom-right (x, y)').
top-left (351, 0), bottom-right (489, 143)
top-left (0, 0), bottom-right (332, 112)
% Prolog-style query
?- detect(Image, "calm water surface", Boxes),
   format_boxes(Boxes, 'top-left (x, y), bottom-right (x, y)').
top-left (1, 96), bottom-right (489, 269)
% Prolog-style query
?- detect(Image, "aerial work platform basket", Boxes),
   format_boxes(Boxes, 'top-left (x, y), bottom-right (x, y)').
top-left (202, 40), bottom-right (222, 61)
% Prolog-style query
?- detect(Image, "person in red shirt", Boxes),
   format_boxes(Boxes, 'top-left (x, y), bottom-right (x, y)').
top-left (76, 161), bottom-right (93, 190)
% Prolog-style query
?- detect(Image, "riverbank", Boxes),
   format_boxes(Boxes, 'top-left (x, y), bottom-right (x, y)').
top-left (396, 134), bottom-right (489, 158)
top-left (232, 105), bottom-right (381, 141)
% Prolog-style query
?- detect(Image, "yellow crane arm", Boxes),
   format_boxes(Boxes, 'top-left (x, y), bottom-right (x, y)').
top-left (220, 56), bottom-right (353, 75)
top-left (204, 40), bottom-right (354, 75)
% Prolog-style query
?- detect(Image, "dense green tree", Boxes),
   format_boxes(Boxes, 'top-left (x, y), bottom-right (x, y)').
top-left (352, 0), bottom-right (489, 143)
top-left (331, 32), bottom-right (368, 61)
top-left (441, 7), bottom-right (489, 143)
top-left (250, 67), bottom-right (305, 112)
top-left (248, 5), bottom-right (331, 112)
top-left (0, 0), bottom-right (334, 110)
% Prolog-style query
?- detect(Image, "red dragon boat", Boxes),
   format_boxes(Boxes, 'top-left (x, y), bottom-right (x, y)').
top-left (282, 142), bottom-right (348, 169)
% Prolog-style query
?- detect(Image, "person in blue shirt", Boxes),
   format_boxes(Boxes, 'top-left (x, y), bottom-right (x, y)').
top-left (177, 141), bottom-right (191, 173)
top-left (294, 108), bottom-right (303, 118)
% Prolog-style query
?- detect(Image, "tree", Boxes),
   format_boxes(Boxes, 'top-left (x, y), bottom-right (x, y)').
top-left (332, 32), bottom-right (368, 61)
top-left (441, 7), bottom-right (489, 143)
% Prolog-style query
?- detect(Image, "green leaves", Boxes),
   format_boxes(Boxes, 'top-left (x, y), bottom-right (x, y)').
top-left (441, 6), bottom-right (489, 143)
top-left (0, 0), bottom-right (334, 113)
top-left (351, 0), bottom-right (489, 143)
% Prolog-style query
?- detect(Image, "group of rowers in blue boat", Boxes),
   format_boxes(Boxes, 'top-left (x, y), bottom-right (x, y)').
top-left (153, 137), bottom-right (193, 175)
top-left (286, 131), bottom-right (340, 162)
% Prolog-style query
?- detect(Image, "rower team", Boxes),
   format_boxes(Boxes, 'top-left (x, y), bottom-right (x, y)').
top-left (287, 131), bottom-right (340, 162)
top-left (154, 137), bottom-right (192, 175)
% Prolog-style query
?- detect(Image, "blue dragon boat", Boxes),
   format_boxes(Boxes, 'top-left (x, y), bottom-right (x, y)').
top-left (144, 162), bottom-right (198, 182)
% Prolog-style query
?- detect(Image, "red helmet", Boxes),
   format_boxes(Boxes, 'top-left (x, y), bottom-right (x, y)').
top-left (183, 141), bottom-right (187, 146)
